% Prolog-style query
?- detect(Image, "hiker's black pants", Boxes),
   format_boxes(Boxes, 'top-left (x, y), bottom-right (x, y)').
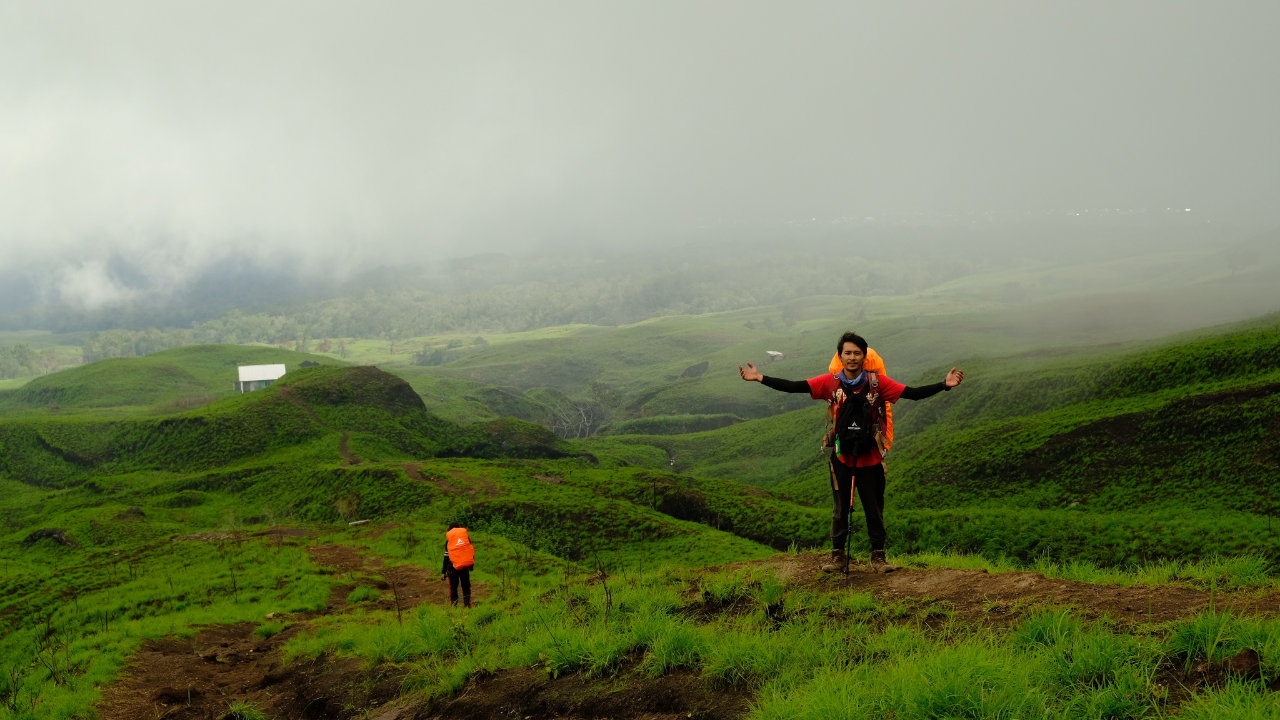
top-left (830, 461), bottom-right (887, 552)
top-left (448, 569), bottom-right (471, 606)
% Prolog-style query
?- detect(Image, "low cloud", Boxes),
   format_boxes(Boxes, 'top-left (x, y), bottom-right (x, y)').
top-left (1, 1), bottom-right (1277, 310)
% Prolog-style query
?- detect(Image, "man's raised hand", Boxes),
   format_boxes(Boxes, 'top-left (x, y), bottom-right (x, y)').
top-left (739, 362), bottom-right (763, 382)
top-left (945, 367), bottom-right (964, 387)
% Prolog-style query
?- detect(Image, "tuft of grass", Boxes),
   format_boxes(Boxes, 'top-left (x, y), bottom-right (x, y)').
top-left (224, 699), bottom-right (267, 720)
top-left (347, 585), bottom-right (381, 604)
top-left (1180, 554), bottom-right (1272, 590)
top-left (1011, 608), bottom-right (1082, 649)
top-left (1179, 678), bottom-right (1280, 720)
top-left (1167, 608), bottom-right (1241, 670)
top-left (254, 622), bottom-right (287, 639)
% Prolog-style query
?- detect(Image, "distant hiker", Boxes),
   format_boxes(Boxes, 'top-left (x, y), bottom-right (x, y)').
top-left (739, 331), bottom-right (963, 573)
top-left (441, 523), bottom-right (475, 608)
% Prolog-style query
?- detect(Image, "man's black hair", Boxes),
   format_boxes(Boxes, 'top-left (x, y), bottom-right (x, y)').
top-left (837, 331), bottom-right (868, 355)
top-left (448, 522), bottom-right (461, 530)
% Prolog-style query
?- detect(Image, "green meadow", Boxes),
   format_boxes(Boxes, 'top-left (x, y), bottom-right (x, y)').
top-left (2, 242), bottom-right (1280, 718)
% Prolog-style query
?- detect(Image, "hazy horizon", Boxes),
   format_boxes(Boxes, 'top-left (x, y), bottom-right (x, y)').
top-left (1, 1), bottom-right (1278, 315)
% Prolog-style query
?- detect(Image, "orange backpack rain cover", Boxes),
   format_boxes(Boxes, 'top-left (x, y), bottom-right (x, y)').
top-left (828, 348), bottom-right (894, 451)
top-left (447, 527), bottom-right (475, 570)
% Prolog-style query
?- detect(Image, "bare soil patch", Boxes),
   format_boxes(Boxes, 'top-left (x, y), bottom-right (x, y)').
top-left (96, 545), bottom-right (1280, 720)
top-left (339, 432), bottom-right (361, 465)
top-left (403, 463), bottom-right (462, 495)
top-left (95, 622), bottom-right (405, 720)
top-left (426, 665), bottom-right (749, 720)
top-left (750, 553), bottom-right (1280, 624)
top-left (307, 542), bottom-right (490, 611)
top-left (443, 468), bottom-right (500, 499)
top-left (251, 526), bottom-right (314, 540)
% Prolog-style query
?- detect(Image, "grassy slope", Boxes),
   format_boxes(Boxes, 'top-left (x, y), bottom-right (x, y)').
top-left (4, 326), bottom-right (1280, 717)
top-left (0, 344), bottom-right (348, 417)
top-left (380, 249), bottom-right (1280, 430)
top-left (566, 318), bottom-right (1280, 565)
top-left (5, 316), bottom-right (1280, 565)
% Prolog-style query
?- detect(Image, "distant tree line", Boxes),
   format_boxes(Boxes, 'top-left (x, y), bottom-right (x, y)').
top-left (0, 240), bottom-right (1002, 364)
top-left (0, 344), bottom-right (60, 379)
top-left (6, 238), bottom-right (992, 341)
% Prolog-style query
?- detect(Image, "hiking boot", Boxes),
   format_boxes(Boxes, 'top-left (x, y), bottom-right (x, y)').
top-left (820, 549), bottom-right (847, 573)
top-left (870, 550), bottom-right (897, 573)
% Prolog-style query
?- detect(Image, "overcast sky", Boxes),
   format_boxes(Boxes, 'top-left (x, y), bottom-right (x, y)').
top-left (1, 1), bottom-right (1277, 305)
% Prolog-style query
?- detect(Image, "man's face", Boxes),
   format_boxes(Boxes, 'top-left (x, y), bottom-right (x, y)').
top-left (840, 342), bottom-right (865, 376)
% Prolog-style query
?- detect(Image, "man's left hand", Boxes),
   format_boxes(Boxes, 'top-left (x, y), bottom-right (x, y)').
top-left (945, 367), bottom-right (964, 387)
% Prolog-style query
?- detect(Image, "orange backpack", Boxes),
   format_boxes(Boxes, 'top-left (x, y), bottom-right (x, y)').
top-left (828, 348), bottom-right (894, 452)
top-left (446, 527), bottom-right (475, 570)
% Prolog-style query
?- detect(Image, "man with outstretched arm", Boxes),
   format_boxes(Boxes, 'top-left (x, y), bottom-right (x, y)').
top-left (739, 331), bottom-right (963, 573)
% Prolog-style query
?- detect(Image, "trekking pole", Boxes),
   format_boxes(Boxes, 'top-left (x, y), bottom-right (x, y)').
top-left (843, 512), bottom-right (851, 576)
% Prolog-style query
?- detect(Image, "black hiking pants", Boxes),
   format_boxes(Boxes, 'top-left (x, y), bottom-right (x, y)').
top-left (830, 461), bottom-right (887, 552)
top-left (448, 569), bottom-right (471, 607)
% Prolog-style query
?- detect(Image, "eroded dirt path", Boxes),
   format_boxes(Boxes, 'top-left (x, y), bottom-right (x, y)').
top-left (754, 553), bottom-right (1280, 624)
top-left (307, 541), bottom-right (491, 611)
top-left (443, 467), bottom-right (500, 499)
top-left (97, 541), bottom-right (1280, 720)
top-left (401, 463), bottom-right (501, 499)
top-left (276, 387), bottom-right (361, 465)
top-left (339, 433), bottom-right (361, 465)
top-left (95, 622), bottom-right (407, 720)
top-left (403, 463), bottom-right (462, 495)
top-left (427, 666), bottom-right (749, 720)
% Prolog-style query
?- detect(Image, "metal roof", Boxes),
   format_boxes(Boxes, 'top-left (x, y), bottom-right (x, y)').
top-left (237, 364), bottom-right (287, 382)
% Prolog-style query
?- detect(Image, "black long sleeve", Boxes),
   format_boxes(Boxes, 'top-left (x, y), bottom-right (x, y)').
top-left (761, 376), bottom-right (811, 393)
top-left (899, 382), bottom-right (949, 401)
top-left (442, 542), bottom-right (454, 574)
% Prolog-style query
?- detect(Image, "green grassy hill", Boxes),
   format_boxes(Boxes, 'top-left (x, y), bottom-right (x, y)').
top-left (5, 318), bottom-right (1280, 719)
top-left (0, 344), bottom-right (347, 417)
top-left (388, 253), bottom-right (1280, 434)
top-left (560, 317), bottom-right (1280, 566)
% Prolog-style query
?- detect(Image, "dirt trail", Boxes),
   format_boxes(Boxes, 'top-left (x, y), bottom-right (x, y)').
top-left (277, 386), bottom-right (361, 465)
top-left (427, 665), bottom-right (748, 720)
top-left (338, 433), bottom-right (361, 465)
top-left (445, 468), bottom-right (500, 498)
top-left (95, 622), bottom-right (407, 720)
top-left (307, 540), bottom-right (490, 611)
top-left (755, 553), bottom-right (1280, 624)
top-left (403, 463), bottom-right (462, 495)
top-left (97, 540), bottom-right (1280, 720)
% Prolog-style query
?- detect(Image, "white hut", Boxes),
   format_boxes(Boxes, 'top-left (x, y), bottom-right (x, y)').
top-left (235, 364), bottom-right (286, 393)
top-left (766, 351), bottom-right (785, 362)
